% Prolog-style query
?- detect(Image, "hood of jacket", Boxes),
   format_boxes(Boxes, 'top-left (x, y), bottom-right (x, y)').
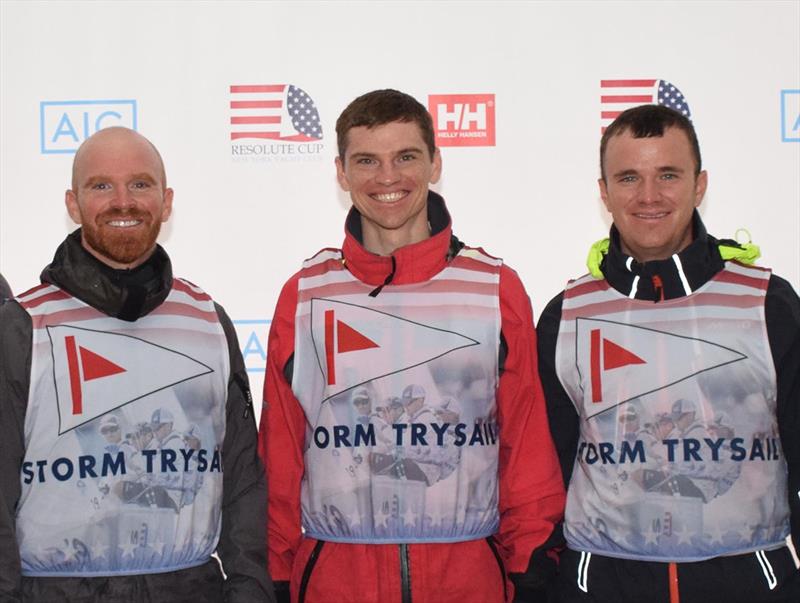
top-left (40, 229), bottom-right (173, 321)
top-left (340, 191), bottom-right (462, 290)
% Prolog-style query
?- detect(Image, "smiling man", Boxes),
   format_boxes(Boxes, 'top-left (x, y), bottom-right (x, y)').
top-left (0, 127), bottom-right (274, 602)
top-left (537, 105), bottom-right (800, 602)
top-left (259, 89), bottom-right (564, 603)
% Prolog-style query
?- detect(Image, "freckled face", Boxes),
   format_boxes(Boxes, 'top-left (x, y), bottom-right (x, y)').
top-left (336, 121), bottom-right (441, 254)
top-left (599, 127), bottom-right (707, 263)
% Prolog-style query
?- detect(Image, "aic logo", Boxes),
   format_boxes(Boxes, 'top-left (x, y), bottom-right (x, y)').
top-left (428, 94), bottom-right (496, 147)
top-left (40, 100), bottom-right (137, 154)
top-left (780, 90), bottom-right (800, 142)
top-left (232, 319), bottom-right (270, 373)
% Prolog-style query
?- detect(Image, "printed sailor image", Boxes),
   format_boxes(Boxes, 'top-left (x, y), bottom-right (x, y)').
top-left (370, 396), bottom-right (404, 451)
top-left (179, 423), bottom-right (204, 506)
top-left (397, 384), bottom-right (445, 486)
top-left (618, 403), bottom-right (646, 444)
top-left (671, 398), bottom-right (705, 438)
top-left (351, 387), bottom-right (372, 426)
top-left (99, 415), bottom-right (124, 455)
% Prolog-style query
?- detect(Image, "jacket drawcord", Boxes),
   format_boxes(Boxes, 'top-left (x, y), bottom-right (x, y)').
top-left (369, 256), bottom-right (397, 297)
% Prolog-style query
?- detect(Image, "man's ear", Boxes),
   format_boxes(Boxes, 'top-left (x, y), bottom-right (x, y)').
top-left (65, 190), bottom-right (82, 224)
top-left (335, 156), bottom-right (351, 192)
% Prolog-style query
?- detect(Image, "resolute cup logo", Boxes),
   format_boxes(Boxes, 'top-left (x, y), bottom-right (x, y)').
top-left (600, 79), bottom-right (692, 132)
top-left (428, 94), bottom-right (496, 147)
top-left (229, 84), bottom-right (324, 162)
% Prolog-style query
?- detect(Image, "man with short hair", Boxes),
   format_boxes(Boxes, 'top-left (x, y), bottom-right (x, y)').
top-left (538, 105), bottom-right (800, 602)
top-left (260, 89), bottom-right (564, 603)
top-left (0, 127), bottom-right (273, 602)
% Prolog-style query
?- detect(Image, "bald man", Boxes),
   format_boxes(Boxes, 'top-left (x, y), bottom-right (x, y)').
top-left (0, 128), bottom-right (274, 602)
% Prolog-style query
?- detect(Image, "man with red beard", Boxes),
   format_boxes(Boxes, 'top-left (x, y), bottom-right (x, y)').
top-left (0, 128), bottom-right (274, 602)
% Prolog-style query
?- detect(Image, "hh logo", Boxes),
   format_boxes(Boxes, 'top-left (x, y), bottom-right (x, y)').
top-left (40, 100), bottom-right (137, 154)
top-left (48, 325), bottom-right (211, 434)
top-left (780, 90), bottom-right (800, 142)
top-left (428, 94), bottom-right (496, 147)
top-left (232, 319), bottom-right (270, 373)
top-left (576, 318), bottom-right (746, 418)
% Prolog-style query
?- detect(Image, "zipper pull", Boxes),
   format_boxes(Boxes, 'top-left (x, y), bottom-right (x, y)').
top-left (651, 274), bottom-right (665, 302)
top-left (233, 373), bottom-right (253, 419)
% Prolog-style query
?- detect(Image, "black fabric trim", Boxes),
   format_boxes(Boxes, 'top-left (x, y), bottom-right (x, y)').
top-left (298, 540), bottom-right (325, 603)
top-left (602, 211), bottom-right (724, 301)
top-left (486, 537), bottom-right (508, 602)
top-left (40, 229), bottom-right (172, 321)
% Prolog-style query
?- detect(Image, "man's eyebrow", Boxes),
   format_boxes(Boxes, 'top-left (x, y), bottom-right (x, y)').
top-left (130, 173), bottom-right (157, 183)
top-left (348, 151), bottom-right (377, 160)
top-left (611, 168), bottom-right (639, 179)
top-left (657, 165), bottom-right (685, 173)
top-left (82, 175), bottom-right (111, 188)
top-left (394, 147), bottom-right (424, 155)
top-left (348, 147), bottom-right (425, 160)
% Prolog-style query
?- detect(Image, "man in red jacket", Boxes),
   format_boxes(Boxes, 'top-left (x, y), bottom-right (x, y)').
top-left (259, 89), bottom-right (564, 603)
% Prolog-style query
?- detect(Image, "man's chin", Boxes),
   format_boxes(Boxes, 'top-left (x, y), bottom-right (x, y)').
top-left (85, 235), bottom-right (155, 268)
top-left (83, 231), bottom-right (159, 269)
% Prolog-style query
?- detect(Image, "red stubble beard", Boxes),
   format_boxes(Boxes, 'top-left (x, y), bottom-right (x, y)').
top-left (82, 209), bottom-right (162, 267)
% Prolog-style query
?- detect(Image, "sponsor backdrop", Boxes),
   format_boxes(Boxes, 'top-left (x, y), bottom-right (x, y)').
top-left (1, 1), bottom-right (799, 410)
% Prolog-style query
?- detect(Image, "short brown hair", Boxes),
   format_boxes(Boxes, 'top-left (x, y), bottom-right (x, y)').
top-left (600, 105), bottom-right (701, 181)
top-left (336, 89), bottom-right (436, 160)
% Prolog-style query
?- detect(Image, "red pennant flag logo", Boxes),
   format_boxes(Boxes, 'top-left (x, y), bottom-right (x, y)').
top-left (325, 309), bottom-right (380, 385)
top-left (311, 298), bottom-right (479, 398)
top-left (65, 335), bottom-right (127, 415)
top-left (48, 325), bottom-right (213, 434)
top-left (79, 345), bottom-right (126, 381)
top-left (590, 329), bottom-right (646, 403)
top-left (576, 318), bottom-right (746, 418)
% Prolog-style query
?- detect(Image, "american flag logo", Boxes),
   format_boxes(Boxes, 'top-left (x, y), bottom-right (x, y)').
top-left (600, 79), bottom-right (691, 132)
top-left (229, 84), bottom-right (323, 141)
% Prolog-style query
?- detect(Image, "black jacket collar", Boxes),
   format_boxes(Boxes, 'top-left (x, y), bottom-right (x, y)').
top-left (602, 211), bottom-right (725, 301)
top-left (41, 229), bottom-right (172, 321)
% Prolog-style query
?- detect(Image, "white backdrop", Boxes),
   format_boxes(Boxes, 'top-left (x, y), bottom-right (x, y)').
top-left (2, 1), bottom-right (799, 404)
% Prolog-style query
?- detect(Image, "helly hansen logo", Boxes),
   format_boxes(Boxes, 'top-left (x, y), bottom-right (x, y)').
top-left (429, 94), bottom-right (496, 147)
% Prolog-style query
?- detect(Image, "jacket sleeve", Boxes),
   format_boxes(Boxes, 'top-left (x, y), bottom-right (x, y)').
top-left (535, 292), bottom-right (579, 490)
top-left (765, 275), bottom-right (800, 552)
top-left (0, 301), bottom-right (31, 602)
top-left (494, 267), bottom-right (566, 602)
top-left (257, 274), bottom-right (306, 599)
top-left (214, 303), bottom-right (275, 603)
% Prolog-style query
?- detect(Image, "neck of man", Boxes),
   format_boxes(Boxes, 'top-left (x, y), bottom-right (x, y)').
top-left (360, 219), bottom-right (431, 256)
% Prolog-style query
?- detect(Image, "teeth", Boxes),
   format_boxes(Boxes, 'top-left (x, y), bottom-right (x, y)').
top-left (372, 192), bottom-right (405, 202)
top-left (108, 220), bottom-right (141, 227)
top-left (634, 212), bottom-right (668, 219)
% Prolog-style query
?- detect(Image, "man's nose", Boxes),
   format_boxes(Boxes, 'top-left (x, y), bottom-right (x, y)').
top-left (639, 177), bottom-right (660, 203)
top-left (376, 162), bottom-right (400, 186)
top-left (110, 185), bottom-right (136, 209)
